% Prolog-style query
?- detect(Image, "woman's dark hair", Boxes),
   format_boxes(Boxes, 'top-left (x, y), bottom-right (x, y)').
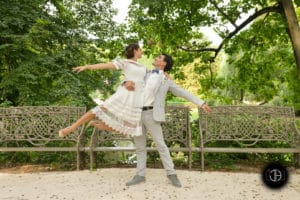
top-left (125, 43), bottom-right (140, 59)
top-left (162, 53), bottom-right (173, 72)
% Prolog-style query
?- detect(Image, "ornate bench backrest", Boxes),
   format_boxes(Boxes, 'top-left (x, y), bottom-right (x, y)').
top-left (199, 106), bottom-right (299, 146)
top-left (161, 105), bottom-right (190, 147)
top-left (0, 106), bottom-right (86, 146)
top-left (97, 105), bottom-right (190, 148)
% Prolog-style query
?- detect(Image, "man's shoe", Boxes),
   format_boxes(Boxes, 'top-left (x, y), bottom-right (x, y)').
top-left (126, 175), bottom-right (145, 186)
top-left (167, 174), bottom-right (182, 187)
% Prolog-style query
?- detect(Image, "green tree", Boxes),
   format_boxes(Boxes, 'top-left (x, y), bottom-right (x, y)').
top-left (0, 0), bottom-right (123, 107)
top-left (127, 0), bottom-right (300, 106)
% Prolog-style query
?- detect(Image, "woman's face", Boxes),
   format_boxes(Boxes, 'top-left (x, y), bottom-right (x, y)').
top-left (134, 48), bottom-right (143, 58)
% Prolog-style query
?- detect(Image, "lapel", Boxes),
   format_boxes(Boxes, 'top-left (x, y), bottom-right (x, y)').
top-left (144, 71), bottom-right (152, 82)
top-left (155, 77), bottom-right (170, 100)
top-left (155, 72), bottom-right (166, 93)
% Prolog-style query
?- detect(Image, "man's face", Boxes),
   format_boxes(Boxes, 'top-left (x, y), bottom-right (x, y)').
top-left (152, 55), bottom-right (166, 70)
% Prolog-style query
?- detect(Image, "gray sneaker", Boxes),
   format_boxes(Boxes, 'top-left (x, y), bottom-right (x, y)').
top-left (167, 174), bottom-right (182, 187)
top-left (126, 175), bottom-right (146, 186)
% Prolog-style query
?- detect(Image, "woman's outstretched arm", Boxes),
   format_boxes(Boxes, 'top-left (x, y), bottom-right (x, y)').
top-left (73, 62), bottom-right (115, 73)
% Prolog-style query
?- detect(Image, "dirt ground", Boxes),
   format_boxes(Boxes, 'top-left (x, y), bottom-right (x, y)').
top-left (0, 165), bottom-right (299, 200)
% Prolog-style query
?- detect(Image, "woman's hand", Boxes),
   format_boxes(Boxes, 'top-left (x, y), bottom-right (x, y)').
top-left (72, 66), bottom-right (88, 73)
top-left (164, 72), bottom-right (171, 80)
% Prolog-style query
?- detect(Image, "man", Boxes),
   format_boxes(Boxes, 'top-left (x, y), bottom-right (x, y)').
top-left (124, 54), bottom-right (212, 187)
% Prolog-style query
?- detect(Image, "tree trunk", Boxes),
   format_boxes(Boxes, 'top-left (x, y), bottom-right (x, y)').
top-left (240, 89), bottom-right (244, 102)
top-left (280, 0), bottom-right (300, 78)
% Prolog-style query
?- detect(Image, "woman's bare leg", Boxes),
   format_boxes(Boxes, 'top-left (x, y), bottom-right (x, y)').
top-left (59, 111), bottom-right (96, 137)
top-left (88, 120), bottom-right (114, 131)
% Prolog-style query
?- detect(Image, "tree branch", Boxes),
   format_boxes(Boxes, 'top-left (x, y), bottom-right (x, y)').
top-left (178, 46), bottom-right (217, 52)
top-left (209, 0), bottom-right (238, 28)
top-left (179, 4), bottom-right (282, 61)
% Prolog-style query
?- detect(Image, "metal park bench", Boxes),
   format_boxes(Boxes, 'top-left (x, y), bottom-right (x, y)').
top-left (5, 105), bottom-right (296, 172)
top-left (89, 105), bottom-right (192, 170)
top-left (198, 106), bottom-right (300, 170)
top-left (0, 106), bottom-right (87, 170)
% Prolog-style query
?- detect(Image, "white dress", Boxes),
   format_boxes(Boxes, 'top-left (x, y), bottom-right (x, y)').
top-left (91, 58), bottom-right (146, 136)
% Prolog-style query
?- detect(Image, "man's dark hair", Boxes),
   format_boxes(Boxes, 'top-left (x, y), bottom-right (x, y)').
top-left (162, 53), bottom-right (173, 72)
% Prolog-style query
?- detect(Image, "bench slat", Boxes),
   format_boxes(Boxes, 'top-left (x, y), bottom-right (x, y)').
top-left (90, 147), bottom-right (193, 152)
top-left (0, 147), bottom-right (78, 152)
top-left (203, 147), bottom-right (300, 153)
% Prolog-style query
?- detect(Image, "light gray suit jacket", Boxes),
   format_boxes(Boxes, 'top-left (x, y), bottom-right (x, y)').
top-left (148, 72), bottom-right (205, 122)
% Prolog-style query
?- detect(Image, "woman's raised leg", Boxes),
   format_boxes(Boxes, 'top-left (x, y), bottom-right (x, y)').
top-left (59, 111), bottom-right (96, 137)
top-left (87, 120), bottom-right (114, 131)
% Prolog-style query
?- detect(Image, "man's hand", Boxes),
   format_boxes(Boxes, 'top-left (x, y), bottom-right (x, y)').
top-left (124, 81), bottom-right (135, 91)
top-left (201, 104), bottom-right (212, 114)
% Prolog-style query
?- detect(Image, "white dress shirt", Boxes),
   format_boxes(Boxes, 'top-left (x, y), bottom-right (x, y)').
top-left (143, 70), bottom-right (164, 106)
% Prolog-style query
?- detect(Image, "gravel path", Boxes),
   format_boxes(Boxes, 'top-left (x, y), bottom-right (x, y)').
top-left (0, 168), bottom-right (299, 200)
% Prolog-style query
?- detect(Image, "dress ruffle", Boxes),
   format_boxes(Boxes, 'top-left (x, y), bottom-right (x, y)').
top-left (91, 105), bottom-right (142, 137)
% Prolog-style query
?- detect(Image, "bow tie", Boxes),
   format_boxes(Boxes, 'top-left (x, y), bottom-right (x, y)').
top-left (152, 69), bottom-right (159, 74)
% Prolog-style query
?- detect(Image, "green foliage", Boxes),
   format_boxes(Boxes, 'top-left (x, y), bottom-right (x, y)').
top-left (128, 0), bottom-right (300, 107)
top-left (1, 0), bottom-right (299, 107)
top-left (296, 118), bottom-right (300, 128)
top-left (0, 0), bottom-right (123, 107)
top-left (222, 13), bottom-right (295, 104)
top-left (0, 151), bottom-right (78, 170)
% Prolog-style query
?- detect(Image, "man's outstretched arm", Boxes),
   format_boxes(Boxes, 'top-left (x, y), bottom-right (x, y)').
top-left (168, 79), bottom-right (212, 114)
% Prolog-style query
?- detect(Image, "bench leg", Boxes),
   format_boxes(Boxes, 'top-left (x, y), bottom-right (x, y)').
top-left (90, 128), bottom-right (99, 170)
top-left (199, 130), bottom-right (205, 171)
top-left (200, 139), bottom-right (204, 171)
top-left (201, 151), bottom-right (204, 171)
top-left (77, 151), bottom-right (86, 170)
top-left (77, 130), bottom-right (86, 170)
top-left (188, 151), bottom-right (192, 169)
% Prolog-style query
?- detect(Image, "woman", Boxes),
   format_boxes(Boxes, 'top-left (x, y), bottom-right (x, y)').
top-left (59, 43), bottom-right (146, 137)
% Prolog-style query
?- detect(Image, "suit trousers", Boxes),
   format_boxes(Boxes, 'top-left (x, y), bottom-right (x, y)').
top-left (133, 109), bottom-right (175, 176)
